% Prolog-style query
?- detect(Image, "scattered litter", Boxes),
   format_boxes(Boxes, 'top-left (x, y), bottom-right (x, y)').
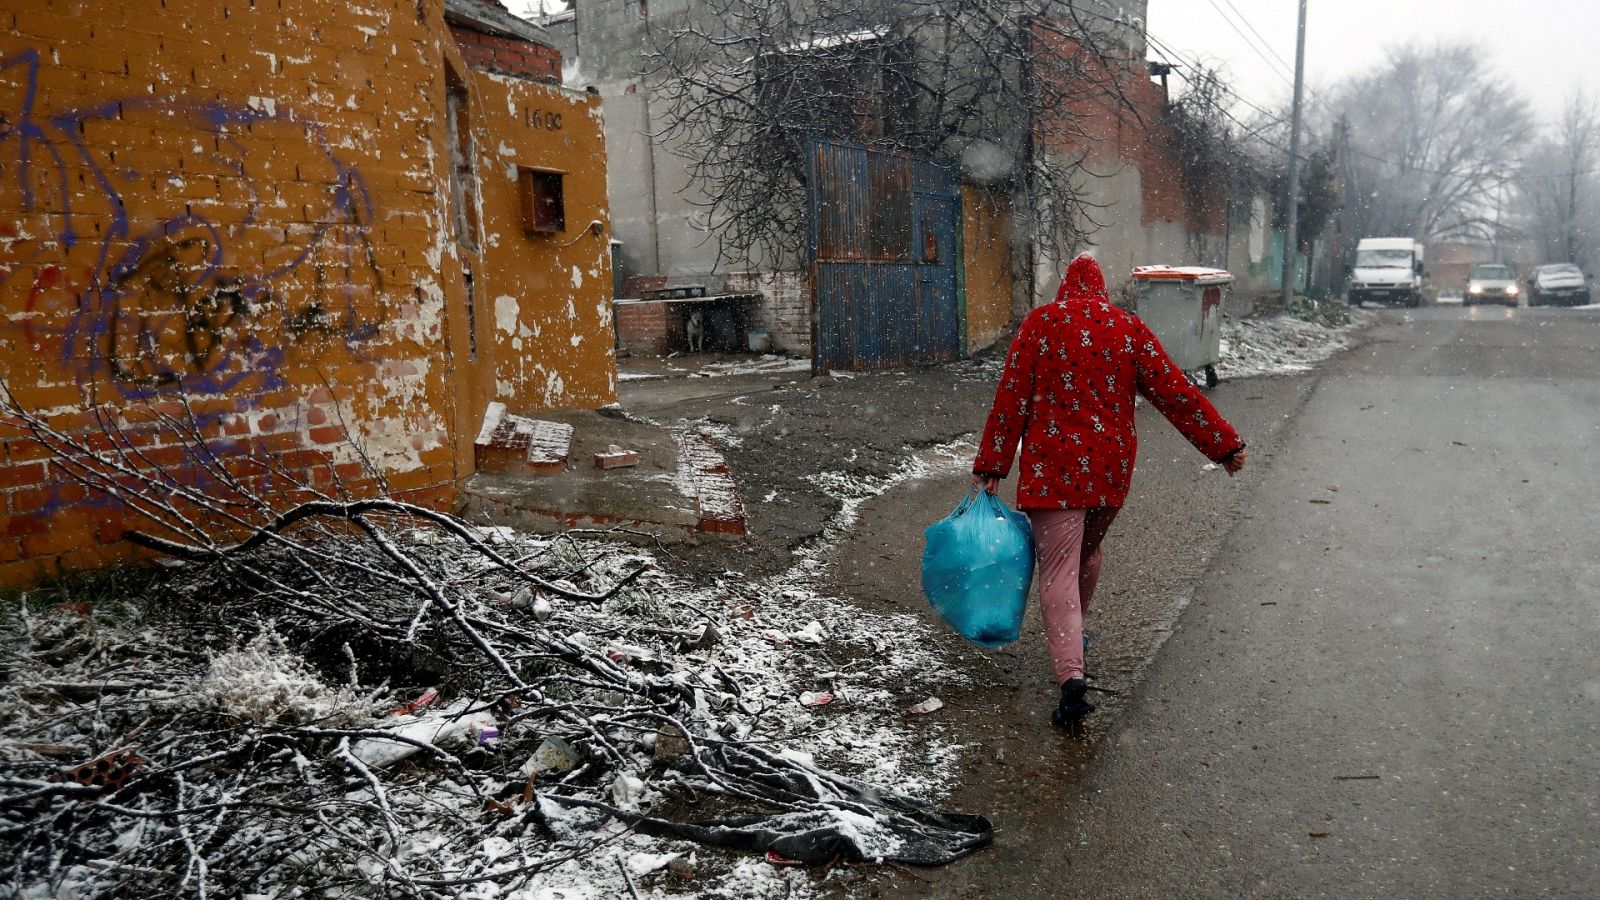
top-left (799, 691), bottom-right (834, 708)
top-left (626, 851), bottom-right (683, 877)
top-left (777, 747), bottom-right (815, 767)
top-left (667, 853), bottom-right (697, 879)
top-left (392, 687), bottom-right (440, 716)
top-left (606, 643), bottom-right (655, 663)
top-left (1309, 499), bottom-right (1332, 505)
top-left (1308, 829), bottom-right (1332, 838)
top-left (0, 416), bottom-right (983, 897)
top-left (473, 722), bottom-right (500, 748)
top-left (351, 699), bottom-right (497, 768)
top-left (908, 697), bottom-right (944, 715)
top-left (681, 622), bottom-right (721, 651)
top-left (529, 736), bottom-right (582, 775)
top-left (789, 620), bottom-right (828, 644)
top-left (1332, 773), bottom-right (1381, 781)
top-left (1202, 462), bottom-right (1219, 472)
top-left (496, 587), bottom-right (535, 609)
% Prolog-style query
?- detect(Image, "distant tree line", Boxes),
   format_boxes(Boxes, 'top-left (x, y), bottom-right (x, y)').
top-left (1223, 40), bottom-right (1597, 271)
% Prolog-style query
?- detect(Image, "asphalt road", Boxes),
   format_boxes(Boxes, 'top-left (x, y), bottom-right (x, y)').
top-left (883, 306), bottom-right (1600, 898)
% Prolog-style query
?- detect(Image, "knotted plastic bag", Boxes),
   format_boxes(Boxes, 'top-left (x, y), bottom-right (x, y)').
top-left (920, 489), bottom-right (1034, 648)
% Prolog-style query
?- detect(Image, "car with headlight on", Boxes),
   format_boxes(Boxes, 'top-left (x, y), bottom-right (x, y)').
top-left (1528, 263), bottom-right (1591, 307)
top-left (1465, 264), bottom-right (1519, 306)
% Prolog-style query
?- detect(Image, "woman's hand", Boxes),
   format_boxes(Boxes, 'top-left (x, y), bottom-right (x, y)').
top-left (972, 474), bottom-right (1001, 495)
top-left (1222, 449), bottom-right (1247, 476)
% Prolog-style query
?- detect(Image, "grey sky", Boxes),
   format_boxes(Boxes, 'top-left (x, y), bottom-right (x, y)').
top-left (1145, 0), bottom-right (1597, 125)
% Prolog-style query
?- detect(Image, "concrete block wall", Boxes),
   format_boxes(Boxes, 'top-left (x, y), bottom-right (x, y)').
top-left (724, 271), bottom-right (809, 357)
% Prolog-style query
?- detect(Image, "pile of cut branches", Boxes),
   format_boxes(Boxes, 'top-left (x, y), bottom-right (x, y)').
top-left (0, 393), bottom-right (988, 898)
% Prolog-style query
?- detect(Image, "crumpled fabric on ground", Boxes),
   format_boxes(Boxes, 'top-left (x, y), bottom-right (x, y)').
top-left (549, 742), bottom-right (993, 865)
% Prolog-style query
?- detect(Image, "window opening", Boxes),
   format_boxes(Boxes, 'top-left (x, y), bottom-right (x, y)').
top-left (445, 68), bottom-right (480, 249)
top-left (519, 167), bottom-right (566, 234)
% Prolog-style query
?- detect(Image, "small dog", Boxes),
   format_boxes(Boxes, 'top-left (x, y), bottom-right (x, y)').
top-left (685, 310), bottom-right (706, 352)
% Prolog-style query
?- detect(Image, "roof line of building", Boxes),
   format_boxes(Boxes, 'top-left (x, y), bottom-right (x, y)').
top-left (444, 0), bottom-right (553, 48)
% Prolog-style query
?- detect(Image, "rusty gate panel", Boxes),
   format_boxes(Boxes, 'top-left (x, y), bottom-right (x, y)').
top-left (807, 137), bottom-right (960, 372)
top-left (913, 191), bottom-right (960, 361)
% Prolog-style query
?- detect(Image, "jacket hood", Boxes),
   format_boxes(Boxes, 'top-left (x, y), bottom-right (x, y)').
top-left (1055, 253), bottom-right (1110, 304)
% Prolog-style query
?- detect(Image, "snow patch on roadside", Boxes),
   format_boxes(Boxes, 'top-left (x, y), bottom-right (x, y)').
top-left (1217, 308), bottom-right (1371, 379)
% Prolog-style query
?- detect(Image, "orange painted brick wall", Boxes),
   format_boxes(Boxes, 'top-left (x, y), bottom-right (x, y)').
top-left (461, 68), bottom-right (616, 415)
top-left (0, 1), bottom-right (614, 584)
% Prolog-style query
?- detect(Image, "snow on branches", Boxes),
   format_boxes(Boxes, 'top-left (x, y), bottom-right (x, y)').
top-left (0, 391), bottom-right (982, 898)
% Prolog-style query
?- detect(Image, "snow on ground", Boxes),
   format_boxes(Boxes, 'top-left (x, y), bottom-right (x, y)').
top-left (625, 355), bottom-right (812, 381)
top-left (1, 442), bottom-right (970, 899)
top-left (1216, 306), bottom-right (1372, 380)
top-left (690, 355), bottom-right (812, 377)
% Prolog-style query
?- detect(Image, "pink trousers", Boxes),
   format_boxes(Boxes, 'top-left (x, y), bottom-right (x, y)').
top-left (1028, 508), bottom-right (1120, 685)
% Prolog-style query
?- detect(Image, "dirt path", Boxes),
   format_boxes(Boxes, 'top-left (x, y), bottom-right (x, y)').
top-left (618, 333), bottom-right (1357, 897)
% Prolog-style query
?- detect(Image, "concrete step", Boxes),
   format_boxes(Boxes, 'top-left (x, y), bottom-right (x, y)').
top-left (474, 402), bottom-right (574, 475)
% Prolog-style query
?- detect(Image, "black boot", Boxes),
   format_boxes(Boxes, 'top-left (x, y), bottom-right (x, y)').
top-left (1051, 677), bottom-right (1095, 736)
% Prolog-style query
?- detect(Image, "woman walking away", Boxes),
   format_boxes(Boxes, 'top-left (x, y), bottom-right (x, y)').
top-left (972, 253), bottom-right (1247, 736)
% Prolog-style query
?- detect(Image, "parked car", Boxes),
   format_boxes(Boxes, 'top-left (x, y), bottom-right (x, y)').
top-left (1464, 263), bottom-right (1520, 306)
top-left (1528, 263), bottom-right (1592, 307)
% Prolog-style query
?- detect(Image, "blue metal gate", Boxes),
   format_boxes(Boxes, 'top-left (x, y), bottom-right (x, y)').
top-left (806, 138), bottom-right (962, 372)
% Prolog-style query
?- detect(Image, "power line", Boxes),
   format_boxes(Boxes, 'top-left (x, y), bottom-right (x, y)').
top-left (1218, 0), bottom-right (1296, 76)
top-left (1203, 0), bottom-right (1294, 87)
top-left (1107, 10), bottom-right (1600, 184)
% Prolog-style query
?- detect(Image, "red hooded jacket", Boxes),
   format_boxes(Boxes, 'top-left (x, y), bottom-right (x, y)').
top-left (973, 254), bottom-right (1244, 509)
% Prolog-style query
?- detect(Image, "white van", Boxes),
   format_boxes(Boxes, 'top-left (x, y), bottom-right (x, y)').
top-left (1349, 238), bottom-right (1426, 307)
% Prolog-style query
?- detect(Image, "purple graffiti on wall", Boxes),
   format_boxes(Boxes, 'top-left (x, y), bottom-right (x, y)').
top-left (0, 47), bottom-right (385, 400)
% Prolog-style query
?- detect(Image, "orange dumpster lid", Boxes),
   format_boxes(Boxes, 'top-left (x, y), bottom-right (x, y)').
top-left (1131, 265), bottom-right (1234, 284)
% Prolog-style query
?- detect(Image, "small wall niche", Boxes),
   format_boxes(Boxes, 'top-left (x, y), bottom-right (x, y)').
top-left (518, 166), bottom-right (566, 234)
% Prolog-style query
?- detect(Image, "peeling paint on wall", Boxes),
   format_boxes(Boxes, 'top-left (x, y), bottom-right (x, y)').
top-left (0, 0), bottom-right (611, 583)
top-left (465, 70), bottom-right (615, 417)
top-left (495, 295), bottom-right (520, 333)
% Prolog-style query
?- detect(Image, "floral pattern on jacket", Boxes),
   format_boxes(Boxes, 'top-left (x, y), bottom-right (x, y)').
top-left (972, 253), bottom-right (1243, 509)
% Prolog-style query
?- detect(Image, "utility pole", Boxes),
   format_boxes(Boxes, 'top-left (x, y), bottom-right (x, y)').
top-left (1281, 0), bottom-right (1309, 303)
top-left (1492, 176), bottom-right (1504, 264)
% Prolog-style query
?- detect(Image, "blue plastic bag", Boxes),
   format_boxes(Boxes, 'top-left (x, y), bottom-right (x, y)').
top-left (920, 489), bottom-right (1035, 648)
